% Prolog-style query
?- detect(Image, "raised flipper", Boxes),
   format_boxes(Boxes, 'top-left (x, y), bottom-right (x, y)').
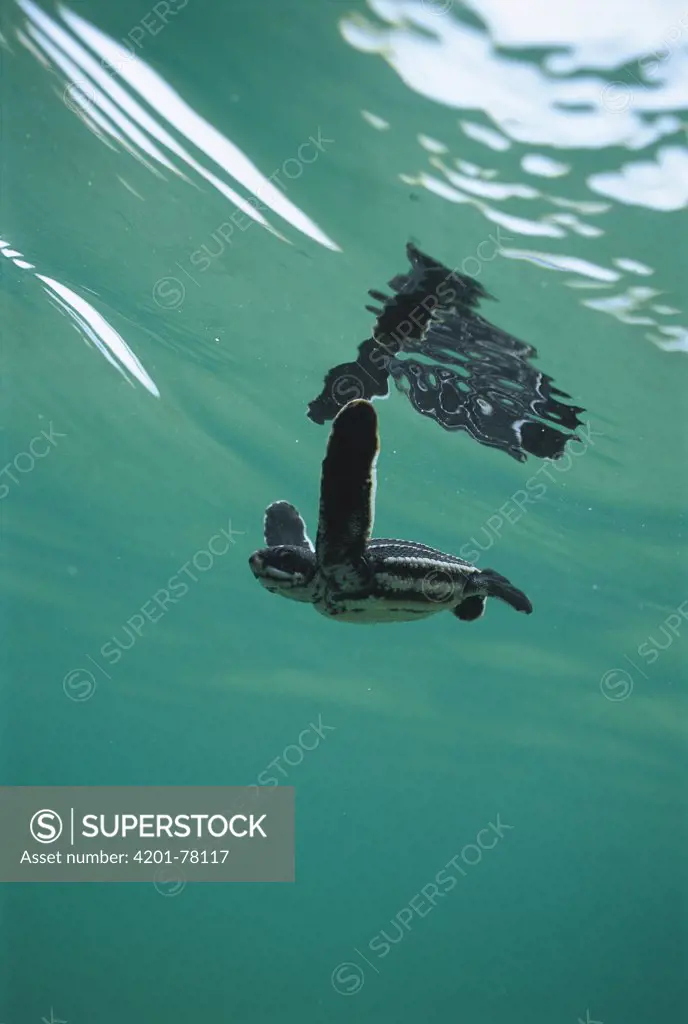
top-left (478, 569), bottom-right (533, 614)
top-left (316, 399), bottom-right (379, 588)
top-left (454, 596), bottom-right (486, 621)
top-left (264, 501), bottom-right (313, 550)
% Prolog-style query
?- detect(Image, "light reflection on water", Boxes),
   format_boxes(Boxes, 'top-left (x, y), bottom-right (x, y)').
top-left (17, 0), bottom-right (340, 251)
top-left (9, 0), bottom-right (688, 388)
top-left (340, 0), bottom-right (688, 352)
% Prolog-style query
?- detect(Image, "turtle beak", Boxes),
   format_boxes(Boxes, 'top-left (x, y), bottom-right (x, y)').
top-left (249, 552), bottom-right (264, 575)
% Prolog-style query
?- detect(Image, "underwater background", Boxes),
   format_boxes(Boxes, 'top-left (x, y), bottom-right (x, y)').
top-left (1, 0), bottom-right (687, 1021)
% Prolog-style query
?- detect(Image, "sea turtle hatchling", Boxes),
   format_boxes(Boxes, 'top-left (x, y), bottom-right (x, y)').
top-left (249, 400), bottom-right (533, 623)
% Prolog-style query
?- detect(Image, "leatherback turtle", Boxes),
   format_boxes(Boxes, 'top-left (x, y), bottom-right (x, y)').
top-left (249, 400), bottom-right (532, 623)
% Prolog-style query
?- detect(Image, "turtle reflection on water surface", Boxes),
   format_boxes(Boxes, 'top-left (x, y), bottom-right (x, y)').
top-left (307, 243), bottom-right (585, 464)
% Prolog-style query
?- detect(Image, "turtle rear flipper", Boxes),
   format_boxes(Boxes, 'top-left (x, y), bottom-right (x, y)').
top-left (264, 501), bottom-right (314, 551)
top-left (454, 596), bottom-right (486, 621)
top-left (478, 569), bottom-right (533, 614)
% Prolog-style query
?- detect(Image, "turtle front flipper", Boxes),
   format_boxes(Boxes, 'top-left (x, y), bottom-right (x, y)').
top-left (316, 399), bottom-right (379, 586)
top-left (264, 501), bottom-right (314, 551)
top-left (454, 596), bottom-right (486, 621)
top-left (478, 569), bottom-right (533, 614)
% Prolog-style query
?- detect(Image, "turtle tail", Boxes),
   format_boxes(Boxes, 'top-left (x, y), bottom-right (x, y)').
top-left (477, 569), bottom-right (533, 614)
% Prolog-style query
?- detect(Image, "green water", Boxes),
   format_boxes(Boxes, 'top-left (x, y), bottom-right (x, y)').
top-left (2, 0), bottom-right (687, 1021)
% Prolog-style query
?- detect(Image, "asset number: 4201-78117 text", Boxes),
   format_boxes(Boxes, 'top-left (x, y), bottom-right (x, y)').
top-left (133, 849), bottom-right (231, 864)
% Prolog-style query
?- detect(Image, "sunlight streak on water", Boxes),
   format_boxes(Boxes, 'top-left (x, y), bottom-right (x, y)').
top-left (38, 274), bottom-right (161, 397)
top-left (1, 234), bottom-right (160, 396)
top-left (17, 0), bottom-right (341, 252)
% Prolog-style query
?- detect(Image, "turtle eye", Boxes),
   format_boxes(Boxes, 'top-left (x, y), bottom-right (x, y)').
top-left (277, 551), bottom-right (302, 574)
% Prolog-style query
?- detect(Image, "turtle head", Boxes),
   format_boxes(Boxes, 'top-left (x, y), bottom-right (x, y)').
top-left (249, 545), bottom-right (318, 603)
